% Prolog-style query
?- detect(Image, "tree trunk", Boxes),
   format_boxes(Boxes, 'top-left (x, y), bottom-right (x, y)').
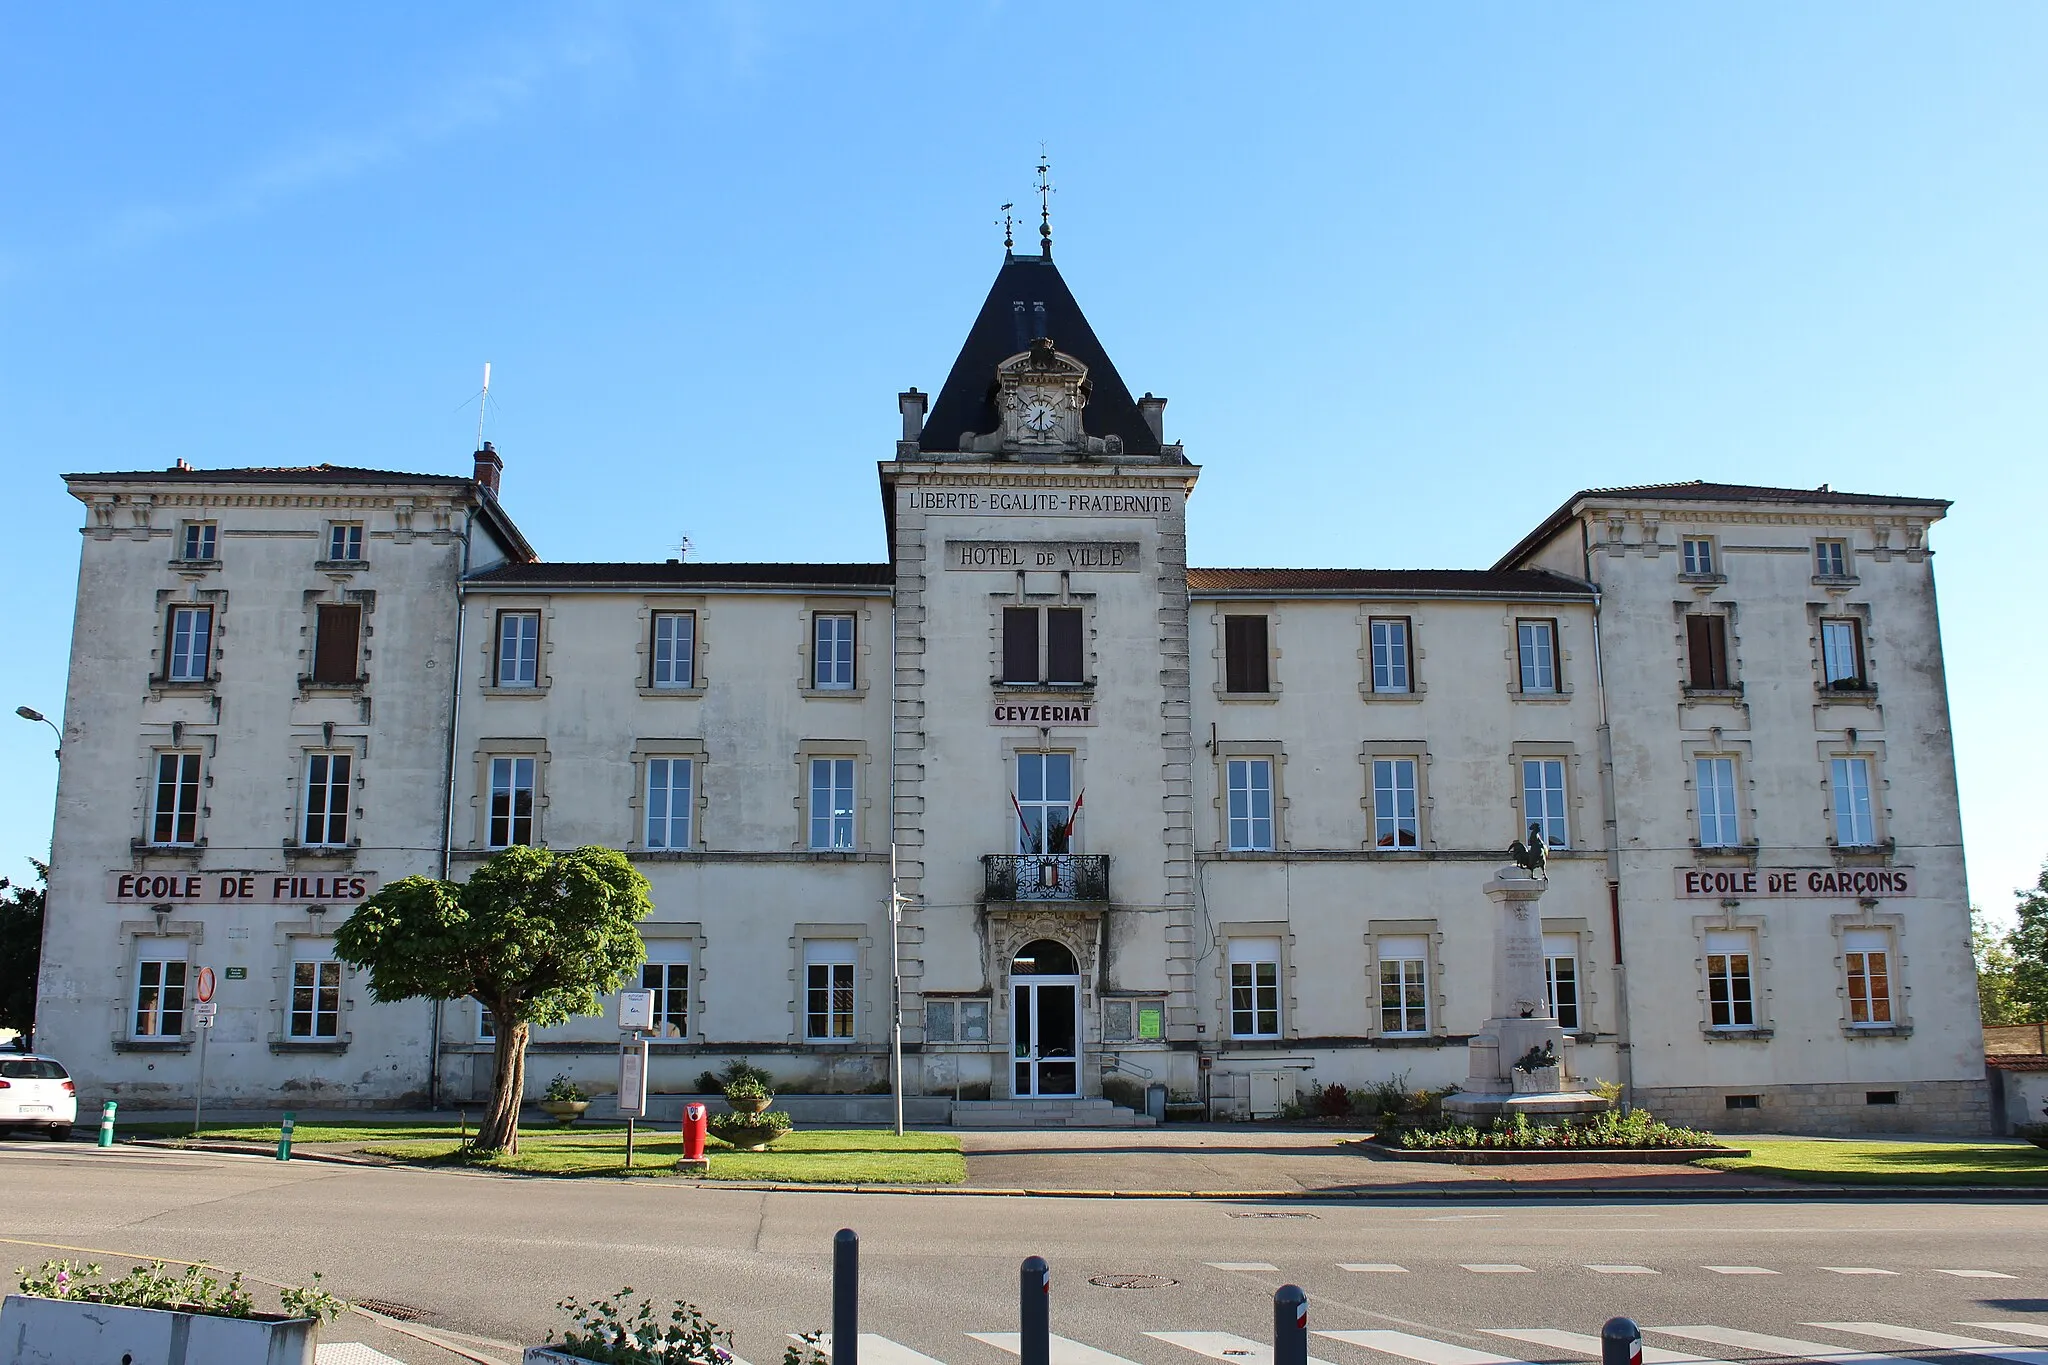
top-left (475, 1011), bottom-right (529, 1155)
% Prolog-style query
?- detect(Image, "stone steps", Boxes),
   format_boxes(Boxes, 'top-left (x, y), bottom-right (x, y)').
top-left (951, 1098), bottom-right (1158, 1128)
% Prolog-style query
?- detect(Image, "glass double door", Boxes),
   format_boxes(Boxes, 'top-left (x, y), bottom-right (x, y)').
top-left (1013, 978), bottom-right (1079, 1097)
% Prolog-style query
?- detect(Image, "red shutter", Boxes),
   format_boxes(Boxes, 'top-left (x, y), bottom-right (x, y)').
top-left (312, 605), bottom-right (361, 684)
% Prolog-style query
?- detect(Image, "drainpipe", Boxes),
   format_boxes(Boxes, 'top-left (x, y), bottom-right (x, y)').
top-left (1582, 516), bottom-right (1633, 1107)
top-left (428, 502), bottom-right (477, 1108)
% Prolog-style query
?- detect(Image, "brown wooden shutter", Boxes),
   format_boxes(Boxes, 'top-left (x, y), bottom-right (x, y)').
top-left (1003, 607), bottom-right (1039, 683)
top-left (1225, 614), bottom-right (1269, 693)
top-left (1046, 608), bottom-right (1084, 684)
top-left (312, 604), bottom-right (361, 683)
top-left (1687, 614), bottom-right (1730, 689)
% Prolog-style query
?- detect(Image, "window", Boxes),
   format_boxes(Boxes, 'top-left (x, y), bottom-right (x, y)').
top-left (1705, 929), bottom-right (1756, 1029)
top-left (1228, 938), bottom-right (1282, 1039)
top-left (1686, 614), bottom-right (1732, 689)
top-left (1226, 758), bottom-right (1274, 851)
top-left (1015, 751), bottom-right (1074, 854)
top-left (181, 522), bottom-right (216, 562)
top-left (641, 953), bottom-right (691, 1038)
top-left (1844, 928), bottom-right (1893, 1027)
top-left (809, 757), bottom-right (856, 851)
top-left (644, 757), bottom-right (693, 850)
top-left (1516, 619), bottom-right (1558, 693)
top-left (1543, 934), bottom-right (1580, 1030)
top-left (651, 612), bottom-right (696, 689)
top-left (302, 753), bottom-right (352, 847)
top-left (1378, 936), bottom-right (1429, 1035)
top-left (1821, 617), bottom-right (1866, 688)
top-left (289, 947), bottom-right (341, 1040)
top-left (151, 752), bottom-right (202, 846)
top-left (1521, 758), bottom-right (1569, 849)
top-left (1816, 539), bottom-right (1849, 578)
top-left (1372, 758), bottom-right (1420, 849)
top-left (327, 522), bottom-right (364, 562)
top-left (1681, 538), bottom-right (1715, 575)
top-left (311, 604), bottom-right (361, 684)
top-left (804, 940), bottom-right (857, 1040)
top-left (495, 612), bottom-right (540, 688)
top-left (1223, 614), bottom-right (1270, 693)
top-left (926, 998), bottom-right (990, 1043)
top-left (1831, 757), bottom-right (1876, 847)
top-left (813, 613), bottom-right (855, 690)
top-left (1003, 607), bottom-right (1085, 685)
top-left (1695, 757), bottom-right (1739, 848)
top-left (477, 1006), bottom-right (496, 1041)
top-left (488, 756), bottom-right (535, 848)
top-left (132, 953), bottom-right (188, 1039)
top-left (166, 605), bottom-right (212, 682)
top-left (1369, 618), bottom-right (1411, 693)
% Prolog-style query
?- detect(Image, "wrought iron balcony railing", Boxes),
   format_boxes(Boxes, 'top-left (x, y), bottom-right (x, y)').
top-left (982, 853), bottom-right (1110, 904)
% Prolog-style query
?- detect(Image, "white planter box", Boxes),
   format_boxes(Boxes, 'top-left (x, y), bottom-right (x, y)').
top-left (526, 1349), bottom-right (598, 1364)
top-left (0, 1293), bottom-right (317, 1365)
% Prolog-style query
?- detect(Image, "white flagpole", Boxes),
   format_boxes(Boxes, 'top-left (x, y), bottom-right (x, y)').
top-left (890, 842), bottom-right (905, 1137)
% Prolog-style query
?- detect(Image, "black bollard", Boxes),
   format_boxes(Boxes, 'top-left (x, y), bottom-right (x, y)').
top-left (1274, 1285), bottom-right (1309, 1365)
top-left (833, 1228), bottom-right (859, 1365)
top-left (1602, 1318), bottom-right (1642, 1365)
top-left (1020, 1255), bottom-right (1051, 1365)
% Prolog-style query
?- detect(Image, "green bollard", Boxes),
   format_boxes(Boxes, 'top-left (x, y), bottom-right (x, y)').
top-left (97, 1101), bottom-right (117, 1149)
top-left (276, 1111), bottom-right (296, 1161)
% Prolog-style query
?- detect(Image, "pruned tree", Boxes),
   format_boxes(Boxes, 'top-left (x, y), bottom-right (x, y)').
top-left (334, 845), bottom-right (650, 1154)
top-left (0, 859), bottom-right (48, 1040)
top-left (2008, 860), bottom-right (2048, 1026)
top-left (1974, 907), bottom-right (2025, 1027)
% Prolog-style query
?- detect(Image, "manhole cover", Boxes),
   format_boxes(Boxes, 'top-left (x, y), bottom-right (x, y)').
top-left (1088, 1275), bottom-right (1179, 1290)
top-left (1227, 1211), bottom-right (1318, 1219)
top-left (355, 1298), bottom-right (430, 1322)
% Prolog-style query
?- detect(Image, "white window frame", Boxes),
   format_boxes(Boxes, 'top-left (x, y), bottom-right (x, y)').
top-left (1543, 933), bottom-right (1580, 1030)
top-left (1521, 758), bottom-right (1570, 849)
top-left (1816, 538), bottom-right (1849, 578)
top-left (495, 611), bottom-right (540, 688)
top-left (181, 521), bottom-right (216, 562)
top-left (477, 1004), bottom-right (496, 1042)
top-left (1681, 537), bottom-right (1715, 575)
top-left (1831, 756), bottom-right (1877, 848)
top-left (1378, 936), bottom-right (1430, 1036)
top-left (1015, 751), bottom-right (1075, 855)
top-left (301, 752), bottom-right (352, 848)
top-left (651, 611), bottom-right (696, 689)
top-left (288, 945), bottom-right (342, 1040)
top-left (1516, 619), bottom-right (1558, 693)
top-left (151, 751), bottom-right (203, 847)
top-left (809, 757), bottom-right (856, 851)
top-left (1705, 929), bottom-right (1757, 1029)
top-left (1226, 758), bottom-right (1275, 852)
top-left (640, 948), bottom-right (692, 1039)
top-left (167, 605), bottom-right (212, 682)
top-left (1369, 617), bottom-right (1411, 693)
top-left (488, 755), bottom-right (536, 849)
top-left (1821, 617), bottom-right (1864, 686)
top-left (1372, 757), bottom-right (1420, 850)
top-left (1695, 756), bottom-right (1740, 849)
top-left (804, 940), bottom-right (857, 1041)
top-left (327, 522), bottom-right (365, 562)
top-left (813, 613), bottom-right (856, 690)
top-left (1227, 937), bottom-right (1283, 1039)
top-left (645, 757), bottom-right (694, 850)
top-left (1843, 927), bottom-right (1894, 1028)
top-left (132, 949), bottom-right (189, 1040)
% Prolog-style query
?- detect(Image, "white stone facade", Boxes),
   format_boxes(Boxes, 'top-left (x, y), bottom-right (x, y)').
top-left (34, 253), bottom-right (1987, 1133)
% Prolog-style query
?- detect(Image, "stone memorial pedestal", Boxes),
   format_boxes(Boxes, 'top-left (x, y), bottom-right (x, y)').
top-left (1441, 868), bottom-right (1609, 1125)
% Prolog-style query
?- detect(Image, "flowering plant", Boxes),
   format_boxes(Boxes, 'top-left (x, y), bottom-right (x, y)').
top-left (551, 1288), bottom-right (734, 1365)
top-left (16, 1259), bottom-right (347, 1323)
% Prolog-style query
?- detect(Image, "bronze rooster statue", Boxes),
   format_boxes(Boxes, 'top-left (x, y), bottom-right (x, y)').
top-left (1508, 822), bottom-right (1548, 878)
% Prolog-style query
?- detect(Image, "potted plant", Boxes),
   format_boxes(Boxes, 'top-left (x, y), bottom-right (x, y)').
top-left (707, 1109), bottom-right (792, 1152)
top-left (722, 1075), bottom-right (774, 1116)
top-left (539, 1073), bottom-right (591, 1124)
top-left (2, 1259), bottom-right (346, 1365)
top-left (527, 1287), bottom-right (735, 1364)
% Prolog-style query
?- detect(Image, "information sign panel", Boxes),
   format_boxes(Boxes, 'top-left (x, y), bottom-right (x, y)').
top-left (617, 1037), bottom-right (650, 1119)
top-left (617, 990), bottom-right (656, 1032)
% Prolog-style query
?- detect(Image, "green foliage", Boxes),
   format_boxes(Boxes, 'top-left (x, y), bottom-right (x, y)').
top-left (552, 1288), bottom-right (735, 1365)
top-left (785, 1331), bottom-right (831, 1365)
top-left (707, 1110), bottom-right (792, 1145)
top-left (1587, 1077), bottom-right (1626, 1105)
top-left (696, 1059), bottom-right (774, 1096)
top-left (721, 1076), bottom-right (772, 1104)
top-left (2006, 865), bottom-right (2048, 1024)
top-left (1399, 1107), bottom-right (1717, 1150)
top-left (1975, 907), bottom-right (2029, 1026)
top-left (544, 1073), bottom-right (589, 1103)
top-left (15, 1259), bottom-right (344, 1322)
top-left (0, 860), bottom-right (47, 1037)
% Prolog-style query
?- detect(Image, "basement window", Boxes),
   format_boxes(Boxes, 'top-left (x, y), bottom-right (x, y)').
top-left (1724, 1094), bottom-right (1761, 1111)
top-left (1865, 1090), bottom-right (1899, 1106)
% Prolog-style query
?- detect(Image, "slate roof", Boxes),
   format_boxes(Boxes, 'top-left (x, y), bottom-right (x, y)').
top-left (66, 464), bottom-right (477, 486)
top-left (469, 562), bottom-right (893, 590)
top-left (1189, 567), bottom-right (1593, 598)
top-left (1495, 480), bottom-right (1954, 572)
top-left (920, 252), bottom-right (1160, 457)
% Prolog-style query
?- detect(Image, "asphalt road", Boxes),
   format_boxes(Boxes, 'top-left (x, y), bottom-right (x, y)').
top-left (4, 1141), bottom-right (2046, 1365)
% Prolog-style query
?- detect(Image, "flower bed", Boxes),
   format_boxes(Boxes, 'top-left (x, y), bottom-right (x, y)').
top-left (1396, 1108), bottom-right (1719, 1151)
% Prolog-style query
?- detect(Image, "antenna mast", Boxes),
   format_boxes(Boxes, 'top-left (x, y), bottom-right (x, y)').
top-left (476, 362), bottom-right (492, 449)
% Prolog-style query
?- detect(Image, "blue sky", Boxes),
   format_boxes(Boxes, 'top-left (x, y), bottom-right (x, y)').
top-left (2, 4), bottom-right (2043, 922)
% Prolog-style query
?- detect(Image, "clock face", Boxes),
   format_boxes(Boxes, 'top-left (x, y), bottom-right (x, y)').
top-left (1021, 397), bottom-right (1061, 435)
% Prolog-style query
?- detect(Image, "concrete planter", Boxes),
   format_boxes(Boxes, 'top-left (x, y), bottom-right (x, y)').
top-left (0, 1293), bottom-right (317, 1364)
top-left (726, 1094), bottom-right (774, 1115)
top-left (524, 1349), bottom-right (599, 1365)
top-left (538, 1100), bottom-right (590, 1124)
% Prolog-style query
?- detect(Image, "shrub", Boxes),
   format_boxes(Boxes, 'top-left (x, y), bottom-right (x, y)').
top-left (1318, 1083), bottom-right (1353, 1118)
top-left (18, 1260), bottom-right (347, 1323)
top-left (552, 1288), bottom-right (735, 1365)
top-left (707, 1110), bottom-right (793, 1146)
top-left (722, 1075), bottom-right (772, 1104)
top-left (543, 1073), bottom-right (588, 1104)
top-left (1397, 1108), bottom-right (1717, 1151)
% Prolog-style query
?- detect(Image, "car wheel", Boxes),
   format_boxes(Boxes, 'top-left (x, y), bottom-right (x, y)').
top-left (45, 1125), bottom-right (70, 1141)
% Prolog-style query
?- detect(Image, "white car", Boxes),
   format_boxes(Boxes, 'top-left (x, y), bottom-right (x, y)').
top-left (0, 1054), bottom-right (77, 1139)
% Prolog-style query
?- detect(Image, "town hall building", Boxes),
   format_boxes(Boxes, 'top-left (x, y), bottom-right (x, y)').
top-left (35, 234), bottom-right (1988, 1134)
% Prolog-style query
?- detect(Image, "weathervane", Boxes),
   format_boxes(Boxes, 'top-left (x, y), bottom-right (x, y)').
top-left (999, 202), bottom-right (1015, 251)
top-left (1035, 150), bottom-right (1055, 255)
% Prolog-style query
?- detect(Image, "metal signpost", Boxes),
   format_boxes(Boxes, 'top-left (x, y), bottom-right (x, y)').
top-left (617, 990), bottom-right (655, 1168)
top-left (191, 968), bottom-right (218, 1136)
top-left (889, 845), bottom-right (905, 1137)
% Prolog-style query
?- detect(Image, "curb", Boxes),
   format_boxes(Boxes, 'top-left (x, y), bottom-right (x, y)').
top-left (124, 1138), bottom-right (382, 1167)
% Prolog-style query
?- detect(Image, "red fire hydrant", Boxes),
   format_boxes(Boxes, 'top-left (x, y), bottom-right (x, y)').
top-left (681, 1103), bottom-right (708, 1165)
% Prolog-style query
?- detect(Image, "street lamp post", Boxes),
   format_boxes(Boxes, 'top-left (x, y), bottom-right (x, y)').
top-left (15, 706), bottom-right (59, 759)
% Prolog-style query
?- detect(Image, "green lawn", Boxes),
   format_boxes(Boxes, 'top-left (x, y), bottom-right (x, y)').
top-left (1701, 1138), bottom-right (2048, 1185)
top-left (361, 1127), bottom-right (965, 1183)
top-left (130, 1120), bottom-right (477, 1145)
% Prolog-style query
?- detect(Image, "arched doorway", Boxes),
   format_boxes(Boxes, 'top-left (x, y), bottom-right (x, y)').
top-left (1011, 938), bottom-right (1080, 1098)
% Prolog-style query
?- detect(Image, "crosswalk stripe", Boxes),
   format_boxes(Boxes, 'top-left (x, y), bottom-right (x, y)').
top-left (1653, 1325), bottom-right (1925, 1365)
top-left (1822, 1269), bottom-right (1900, 1276)
top-left (1935, 1270), bottom-right (2019, 1279)
top-left (974, 1331), bottom-right (1143, 1365)
top-left (1460, 1264), bottom-right (1534, 1274)
top-left (1315, 1329), bottom-right (1535, 1365)
top-left (1484, 1327), bottom-right (1740, 1365)
top-left (1338, 1264), bottom-right (1410, 1273)
top-left (1961, 1327), bottom-right (2048, 1344)
top-left (1701, 1266), bottom-right (1778, 1276)
top-left (800, 1334), bottom-right (946, 1365)
top-left (1584, 1265), bottom-right (1658, 1275)
top-left (316, 1347), bottom-right (410, 1365)
top-left (1207, 1262), bottom-right (1281, 1271)
top-left (1149, 1330), bottom-right (1338, 1365)
top-left (1808, 1323), bottom-right (2048, 1365)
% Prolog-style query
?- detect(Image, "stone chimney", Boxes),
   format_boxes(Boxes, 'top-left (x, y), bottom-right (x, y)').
top-left (473, 441), bottom-right (502, 497)
top-left (1138, 393), bottom-right (1167, 444)
top-left (898, 388), bottom-right (928, 443)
